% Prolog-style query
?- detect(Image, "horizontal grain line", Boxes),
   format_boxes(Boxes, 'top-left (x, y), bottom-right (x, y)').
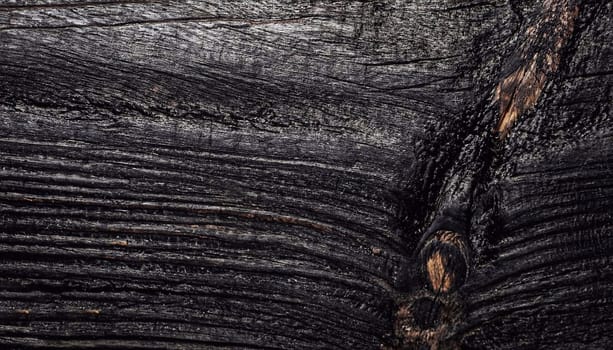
top-left (360, 54), bottom-right (462, 67)
top-left (0, 304), bottom-right (363, 340)
top-left (465, 253), bottom-right (612, 297)
top-left (0, 178), bottom-right (390, 230)
top-left (0, 332), bottom-right (288, 350)
top-left (0, 0), bottom-right (152, 10)
top-left (0, 278), bottom-right (385, 324)
top-left (0, 232), bottom-right (391, 286)
top-left (0, 260), bottom-right (383, 297)
top-left (0, 15), bottom-right (331, 32)
top-left (0, 203), bottom-right (399, 258)
top-left (432, 1), bottom-right (500, 13)
top-left (0, 161), bottom-right (386, 212)
top-left (0, 159), bottom-right (388, 217)
top-left (0, 276), bottom-right (370, 313)
top-left (0, 138), bottom-right (388, 179)
top-left (0, 192), bottom-right (347, 233)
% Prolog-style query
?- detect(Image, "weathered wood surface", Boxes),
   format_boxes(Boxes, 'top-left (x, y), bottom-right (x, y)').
top-left (0, 1), bottom-right (611, 349)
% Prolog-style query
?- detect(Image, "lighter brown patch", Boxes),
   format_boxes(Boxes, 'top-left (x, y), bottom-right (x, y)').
top-left (110, 240), bottom-right (128, 247)
top-left (496, 58), bottom-right (547, 137)
top-left (495, 1), bottom-right (579, 138)
top-left (84, 309), bottom-right (101, 315)
top-left (427, 251), bottom-right (454, 293)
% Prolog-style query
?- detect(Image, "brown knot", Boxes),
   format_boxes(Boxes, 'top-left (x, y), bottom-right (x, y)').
top-left (419, 231), bottom-right (469, 294)
top-left (387, 294), bottom-right (463, 350)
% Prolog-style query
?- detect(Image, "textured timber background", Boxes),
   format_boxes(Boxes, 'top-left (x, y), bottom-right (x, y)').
top-left (0, 0), bottom-right (611, 349)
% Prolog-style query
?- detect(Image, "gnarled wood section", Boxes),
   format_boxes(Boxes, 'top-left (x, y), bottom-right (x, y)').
top-left (465, 3), bottom-right (613, 348)
top-left (0, 1), bottom-right (611, 349)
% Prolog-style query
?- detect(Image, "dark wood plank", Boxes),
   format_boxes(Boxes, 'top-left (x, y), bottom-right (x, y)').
top-left (0, 1), bottom-right (611, 349)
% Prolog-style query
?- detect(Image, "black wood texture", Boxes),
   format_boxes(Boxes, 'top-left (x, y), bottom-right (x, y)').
top-left (0, 1), bottom-right (611, 349)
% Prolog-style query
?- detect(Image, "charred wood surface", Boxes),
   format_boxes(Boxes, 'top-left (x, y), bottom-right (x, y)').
top-left (0, 1), bottom-right (611, 349)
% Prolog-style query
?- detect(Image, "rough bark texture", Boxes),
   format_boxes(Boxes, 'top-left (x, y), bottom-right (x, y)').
top-left (0, 1), bottom-right (611, 349)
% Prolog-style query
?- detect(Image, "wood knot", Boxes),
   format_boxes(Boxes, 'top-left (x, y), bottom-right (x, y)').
top-left (389, 294), bottom-right (463, 350)
top-left (386, 228), bottom-right (469, 349)
top-left (420, 231), bottom-right (469, 293)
